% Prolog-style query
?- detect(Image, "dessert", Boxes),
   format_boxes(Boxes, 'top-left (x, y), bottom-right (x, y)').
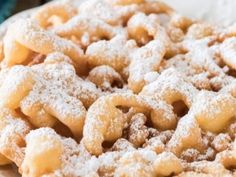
top-left (0, 0), bottom-right (235, 176)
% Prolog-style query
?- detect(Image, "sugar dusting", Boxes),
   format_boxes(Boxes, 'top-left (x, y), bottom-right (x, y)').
top-left (0, 0), bottom-right (235, 176)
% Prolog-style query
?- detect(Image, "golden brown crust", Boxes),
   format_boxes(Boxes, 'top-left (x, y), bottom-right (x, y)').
top-left (0, 0), bottom-right (235, 177)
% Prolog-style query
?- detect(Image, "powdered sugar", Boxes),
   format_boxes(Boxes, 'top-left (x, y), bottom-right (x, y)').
top-left (0, 0), bottom-right (236, 176)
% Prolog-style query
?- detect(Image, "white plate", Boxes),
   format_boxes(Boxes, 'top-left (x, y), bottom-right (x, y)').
top-left (162, 0), bottom-right (236, 26)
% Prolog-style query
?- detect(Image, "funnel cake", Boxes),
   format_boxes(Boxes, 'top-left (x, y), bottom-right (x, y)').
top-left (0, 0), bottom-right (235, 177)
